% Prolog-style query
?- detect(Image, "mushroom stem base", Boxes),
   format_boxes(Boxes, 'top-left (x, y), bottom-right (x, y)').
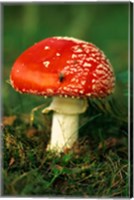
top-left (48, 112), bottom-right (79, 152)
top-left (42, 96), bottom-right (88, 153)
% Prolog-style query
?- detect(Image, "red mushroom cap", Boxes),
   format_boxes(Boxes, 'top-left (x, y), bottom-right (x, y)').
top-left (10, 36), bottom-right (115, 98)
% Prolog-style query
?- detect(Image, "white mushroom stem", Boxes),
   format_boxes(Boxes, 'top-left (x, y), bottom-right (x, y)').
top-left (42, 97), bottom-right (88, 153)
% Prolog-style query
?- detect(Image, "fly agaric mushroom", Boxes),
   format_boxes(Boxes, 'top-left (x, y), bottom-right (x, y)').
top-left (10, 36), bottom-right (115, 153)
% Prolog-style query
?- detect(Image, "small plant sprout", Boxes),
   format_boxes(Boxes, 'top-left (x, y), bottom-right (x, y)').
top-left (10, 36), bottom-right (115, 153)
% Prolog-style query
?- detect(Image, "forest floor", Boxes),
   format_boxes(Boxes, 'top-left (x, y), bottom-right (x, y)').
top-left (2, 102), bottom-right (129, 197)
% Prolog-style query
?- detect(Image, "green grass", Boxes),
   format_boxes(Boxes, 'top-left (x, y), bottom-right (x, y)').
top-left (2, 100), bottom-right (129, 197)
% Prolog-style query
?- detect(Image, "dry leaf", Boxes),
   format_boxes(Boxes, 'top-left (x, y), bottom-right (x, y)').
top-left (98, 137), bottom-right (118, 150)
top-left (3, 116), bottom-right (16, 126)
top-left (9, 157), bottom-right (15, 167)
top-left (26, 127), bottom-right (39, 138)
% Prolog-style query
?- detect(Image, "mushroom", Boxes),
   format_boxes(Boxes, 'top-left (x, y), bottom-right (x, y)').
top-left (10, 36), bottom-right (115, 153)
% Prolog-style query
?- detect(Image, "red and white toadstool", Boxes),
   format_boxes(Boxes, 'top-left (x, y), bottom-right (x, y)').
top-left (10, 36), bottom-right (115, 153)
